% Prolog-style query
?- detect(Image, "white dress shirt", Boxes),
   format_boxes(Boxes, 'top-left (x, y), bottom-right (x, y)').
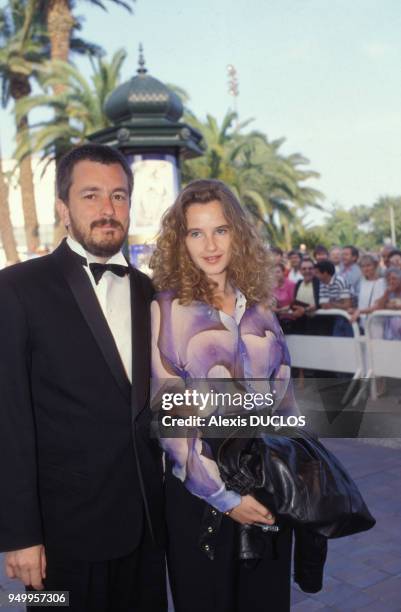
top-left (67, 236), bottom-right (132, 382)
top-left (208, 288), bottom-right (247, 378)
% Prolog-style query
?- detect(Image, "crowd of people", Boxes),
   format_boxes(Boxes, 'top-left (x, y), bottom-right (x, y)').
top-left (270, 243), bottom-right (401, 340)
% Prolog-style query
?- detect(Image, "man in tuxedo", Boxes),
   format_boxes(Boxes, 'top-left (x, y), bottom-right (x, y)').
top-left (0, 144), bottom-right (166, 611)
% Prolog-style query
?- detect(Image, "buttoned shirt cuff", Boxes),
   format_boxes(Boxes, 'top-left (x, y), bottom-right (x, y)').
top-left (205, 485), bottom-right (242, 513)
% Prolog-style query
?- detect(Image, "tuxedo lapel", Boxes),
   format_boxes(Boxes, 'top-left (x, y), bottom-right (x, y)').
top-left (52, 240), bottom-right (131, 404)
top-left (129, 267), bottom-right (150, 419)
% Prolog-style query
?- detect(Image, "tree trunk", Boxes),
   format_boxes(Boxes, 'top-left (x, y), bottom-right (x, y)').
top-left (47, 0), bottom-right (74, 64)
top-left (282, 216), bottom-right (292, 250)
top-left (0, 154), bottom-right (20, 264)
top-left (18, 147), bottom-right (40, 253)
top-left (11, 74), bottom-right (40, 254)
top-left (47, 0), bottom-right (75, 246)
top-left (16, 115), bottom-right (40, 253)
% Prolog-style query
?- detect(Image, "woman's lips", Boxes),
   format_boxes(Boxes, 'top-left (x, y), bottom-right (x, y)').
top-left (203, 255), bottom-right (222, 264)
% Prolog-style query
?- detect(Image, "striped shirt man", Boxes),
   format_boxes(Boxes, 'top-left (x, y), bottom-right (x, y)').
top-left (319, 273), bottom-right (351, 305)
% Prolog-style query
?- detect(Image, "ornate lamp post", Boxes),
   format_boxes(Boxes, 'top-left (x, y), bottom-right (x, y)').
top-left (227, 64), bottom-right (239, 120)
top-left (88, 45), bottom-right (204, 267)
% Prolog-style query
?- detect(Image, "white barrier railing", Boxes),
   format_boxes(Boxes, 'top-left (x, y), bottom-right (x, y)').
top-left (365, 310), bottom-right (401, 399)
top-left (285, 309), bottom-right (363, 374)
top-left (285, 309), bottom-right (364, 405)
top-left (285, 309), bottom-right (401, 402)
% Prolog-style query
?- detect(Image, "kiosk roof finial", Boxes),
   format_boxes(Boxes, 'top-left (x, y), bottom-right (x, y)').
top-left (137, 43), bottom-right (147, 74)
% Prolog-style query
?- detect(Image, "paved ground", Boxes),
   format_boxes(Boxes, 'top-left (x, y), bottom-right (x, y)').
top-left (1, 437), bottom-right (400, 611)
top-left (0, 567), bottom-right (24, 612)
top-left (291, 438), bottom-right (401, 611)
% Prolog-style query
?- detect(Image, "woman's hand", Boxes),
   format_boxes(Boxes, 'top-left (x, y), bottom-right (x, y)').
top-left (227, 494), bottom-right (275, 525)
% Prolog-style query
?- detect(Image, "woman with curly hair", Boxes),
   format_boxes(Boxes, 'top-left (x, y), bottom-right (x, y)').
top-left (150, 179), bottom-right (296, 612)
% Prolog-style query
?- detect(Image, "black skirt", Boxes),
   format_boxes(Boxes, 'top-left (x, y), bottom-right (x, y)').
top-left (165, 462), bottom-right (293, 612)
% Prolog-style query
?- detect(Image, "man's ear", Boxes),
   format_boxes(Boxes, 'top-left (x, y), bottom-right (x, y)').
top-left (57, 198), bottom-right (70, 229)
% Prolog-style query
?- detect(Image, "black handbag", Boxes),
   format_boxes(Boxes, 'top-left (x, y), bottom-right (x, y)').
top-left (217, 426), bottom-right (376, 538)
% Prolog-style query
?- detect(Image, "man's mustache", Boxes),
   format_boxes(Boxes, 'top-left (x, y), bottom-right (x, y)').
top-left (90, 219), bottom-right (124, 231)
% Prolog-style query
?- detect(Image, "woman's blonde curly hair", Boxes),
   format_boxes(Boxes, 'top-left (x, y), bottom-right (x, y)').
top-left (149, 179), bottom-right (274, 307)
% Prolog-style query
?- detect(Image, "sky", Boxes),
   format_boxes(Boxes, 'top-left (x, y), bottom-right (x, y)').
top-left (1, 0), bottom-right (401, 225)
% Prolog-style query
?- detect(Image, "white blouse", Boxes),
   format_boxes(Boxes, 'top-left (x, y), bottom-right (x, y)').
top-left (358, 277), bottom-right (386, 329)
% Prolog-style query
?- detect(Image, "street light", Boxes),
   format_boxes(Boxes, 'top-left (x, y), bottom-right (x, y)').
top-left (227, 64), bottom-right (239, 120)
top-left (88, 45), bottom-right (204, 270)
top-left (389, 203), bottom-right (396, 245)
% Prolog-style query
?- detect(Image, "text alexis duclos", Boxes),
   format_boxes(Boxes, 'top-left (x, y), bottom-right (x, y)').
top-left (160, 414), bottom-right (306, 428)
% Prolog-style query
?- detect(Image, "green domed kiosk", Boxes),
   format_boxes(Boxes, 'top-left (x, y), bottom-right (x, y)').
top-left (88, 45), bottom-right (204, 267)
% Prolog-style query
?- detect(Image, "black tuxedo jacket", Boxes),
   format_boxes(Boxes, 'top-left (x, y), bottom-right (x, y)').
top-left (0, 239), bottom-right (164, 560)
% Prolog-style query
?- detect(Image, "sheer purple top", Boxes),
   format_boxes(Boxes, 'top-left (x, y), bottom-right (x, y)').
top-left (151, 289), bottom-right (297, 513)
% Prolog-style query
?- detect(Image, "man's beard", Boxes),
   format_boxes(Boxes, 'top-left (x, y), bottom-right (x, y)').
top-left (69, 216), bottom-right (128, 258)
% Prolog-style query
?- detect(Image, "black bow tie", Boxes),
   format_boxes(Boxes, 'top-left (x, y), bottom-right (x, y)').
top-left (67, 246), bottom-right (129, 284)
top-left (88, 262), bottom-right (129, 284)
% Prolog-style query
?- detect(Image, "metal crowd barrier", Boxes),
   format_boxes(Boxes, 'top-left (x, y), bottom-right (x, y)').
top-left (285, 308), bottom-right (363, 373)
top-left (364, 310), bottom-right (401, 400)
top-left (285, 309), bottom-right (401, 402)
top-left (284, 309), bottom-right (364, 405)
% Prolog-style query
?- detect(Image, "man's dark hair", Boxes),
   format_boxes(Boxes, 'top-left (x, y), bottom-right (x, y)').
top-left (288, 249), bottom-right (302, 258)
top-left (314, 260), bottom-right (335, 276)
top-left (56, 143), bottom-right (134, 204)
top-left (301, 257), bottom-right (314, 267)
top-left (388, 249), bottom-right (401, 259)
top-left (313, 244), bottom-right (329, 257)
top-left (343, 245), bottom-right (359, 260)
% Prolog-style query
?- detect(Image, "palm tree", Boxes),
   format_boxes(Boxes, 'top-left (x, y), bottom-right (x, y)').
top-left (0, 144), bottom-right (19, 264)
top-left (21, 0), bottom-right (135, 73)
top-left (15, 50), bottom-right (127, 248)
top-left (0, 0), bottom-right (42, 254)
top-left (182, 111), bottom-right (254, 183)
top-left (277, 152), bottom-right (323, 249)
top-left (181, 110), bottom-right (323, 247)
top-left (15, 49), bottom-right (127, 161)
top-left (230, 134), bottom-right (295, 212)
top-left (35, 0), bottom-right (135, 244)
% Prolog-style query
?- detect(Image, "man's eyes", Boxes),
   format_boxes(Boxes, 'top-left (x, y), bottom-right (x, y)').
top-left (82, 193), bottom-right (127, 201)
